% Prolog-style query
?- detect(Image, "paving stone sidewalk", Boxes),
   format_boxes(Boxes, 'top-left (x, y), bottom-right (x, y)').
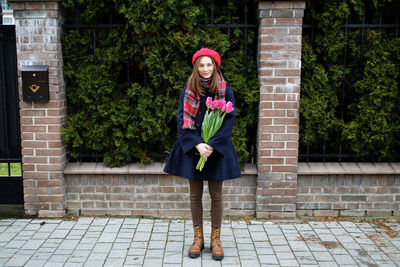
top-left (0, 217), bottom-right (399, 267)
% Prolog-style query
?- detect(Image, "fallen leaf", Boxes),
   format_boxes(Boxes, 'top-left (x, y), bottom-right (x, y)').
top-left (320, 241), bottom-right (342, 249)
top-left (63, 217), bottom-right (78, 221)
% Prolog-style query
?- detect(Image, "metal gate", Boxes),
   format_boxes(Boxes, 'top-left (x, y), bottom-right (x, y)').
top-left (0, 25), bottom-right (23, 204)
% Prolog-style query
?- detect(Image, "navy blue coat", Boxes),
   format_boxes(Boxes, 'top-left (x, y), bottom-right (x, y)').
top-left (163, 84), bottom-right (241, 181)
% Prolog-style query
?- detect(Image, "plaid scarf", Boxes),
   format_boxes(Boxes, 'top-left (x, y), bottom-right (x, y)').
top-left (182, 72), bottom-right (226, 130)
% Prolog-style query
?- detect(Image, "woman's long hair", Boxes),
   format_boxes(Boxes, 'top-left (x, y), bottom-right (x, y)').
top-left (187, 56), bottom-right (219, 96)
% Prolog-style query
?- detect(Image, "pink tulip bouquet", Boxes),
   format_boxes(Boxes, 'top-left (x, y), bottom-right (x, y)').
top-left (196, 97), bottom-right (235, 171)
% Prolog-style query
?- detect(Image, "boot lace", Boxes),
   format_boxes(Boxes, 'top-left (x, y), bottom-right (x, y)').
top-left (211, 228), bottom-right (221, 247)
top-left (193, 226), bottom-right (202, 243)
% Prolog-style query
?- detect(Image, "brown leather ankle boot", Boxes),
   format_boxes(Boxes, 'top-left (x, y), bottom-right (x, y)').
top-left (210, 227), bottom-right (224, 260)
top-left (188, 225), bottom-right (204, 258)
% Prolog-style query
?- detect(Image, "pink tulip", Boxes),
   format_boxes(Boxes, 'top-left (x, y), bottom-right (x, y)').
top-left (225, 101), bottom-right (234, 113)
top-left (217, 99), bottom-right (226, 110)
top-left (210, 100), bottom-right (217, 109)
top-left (206, 97), bottom-right (212, 108)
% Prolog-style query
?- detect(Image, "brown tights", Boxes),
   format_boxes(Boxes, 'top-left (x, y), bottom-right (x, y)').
top-left (189, 179), bottom-right (223, 229)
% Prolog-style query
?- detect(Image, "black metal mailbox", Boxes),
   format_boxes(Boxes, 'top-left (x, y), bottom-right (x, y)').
top-left (21, 65), bottom-right (49, 102)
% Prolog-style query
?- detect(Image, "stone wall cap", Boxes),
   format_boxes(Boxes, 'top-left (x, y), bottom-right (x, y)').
top-left (64, 162), bottom-right (257, 175)
top-left (21, 65), bottom-right (48, 71)
top-left (66, 162), bottom-right (399, 175)
top-left (259, 1), bottom-right (306, 10)
top-left (298, 162), bottom-right (400, 175)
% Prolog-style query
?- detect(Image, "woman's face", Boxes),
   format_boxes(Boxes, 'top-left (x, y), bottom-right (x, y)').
top-left (197, 56), bottom-right (214, 79)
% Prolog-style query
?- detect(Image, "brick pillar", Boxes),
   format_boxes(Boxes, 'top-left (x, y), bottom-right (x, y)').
top-left (10, 0), bottom-right (66, 217)
top-left (256, 1), bottom-right (305, 219)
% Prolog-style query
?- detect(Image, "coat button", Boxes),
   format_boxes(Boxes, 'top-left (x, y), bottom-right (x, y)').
top-left (196, 124), bottom-right (200, 127)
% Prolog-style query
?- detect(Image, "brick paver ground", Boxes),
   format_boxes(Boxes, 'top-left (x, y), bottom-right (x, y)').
top-left (0, 217), bottom-right (399, 266)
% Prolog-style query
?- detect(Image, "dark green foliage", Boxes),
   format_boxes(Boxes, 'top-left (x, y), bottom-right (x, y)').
top-left (299, 40), bottom-right (341, 145)
top-left (343, 32), bottom-right (400, 157)
top-left (300, 0), bottom-right (400, 160)
top-left (61, 0), bottom-right (259, 167)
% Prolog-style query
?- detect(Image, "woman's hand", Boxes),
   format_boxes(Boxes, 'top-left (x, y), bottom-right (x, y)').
top-left (195, 143), bottom-right (213, 161)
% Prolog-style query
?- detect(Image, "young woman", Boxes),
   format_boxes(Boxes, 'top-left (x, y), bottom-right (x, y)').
top-left (164, 48), bottom-right (241, 261)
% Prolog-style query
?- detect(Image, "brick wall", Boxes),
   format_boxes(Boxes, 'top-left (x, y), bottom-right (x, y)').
top-left (11, 0), bottom-right (400, 219)
top-left (64, 163), bottom-right (400, 218)
top-left (256, 1), bottom-right (305, 219)
top-left (64, 163), bottom-right (257, 217)
top-left (297, 175), bottom-right (400, 217)
top-left (10, 0), bottom-right (66, 217)
top-left (297, 163), bottom-right (400, 217)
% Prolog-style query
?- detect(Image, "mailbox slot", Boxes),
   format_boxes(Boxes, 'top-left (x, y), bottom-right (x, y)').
top-left (21, 65), bottom-right (49, 102)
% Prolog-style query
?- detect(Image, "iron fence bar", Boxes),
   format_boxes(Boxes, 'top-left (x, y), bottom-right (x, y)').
top-left (74, 5), bottom-right (79, 24)
top-left (339, 15), bottom-right (348, 163)
top-left (396, 5), bottom-right (399, 37)
top-left (227, 26), bottom-right (231, 48)
top-left (211, 1), bottom-right (214, 25)
top-left (360, 7), bottom-right (366, 71)
top-left (93, 28), bottom-right (96, 65)
top-left (299, 154), bottom-right (400, 159)
top-left (144, 65), bottom-right (147, 88)
top-left (204, 24), bottom-right (257, 28)
top-left (0, 29), bottom-right (9, 158)
top-left (64, 24), bottom-right (257, 29)
top-left (226, 10), bottom-right (232, 64)
top-left (0, 158), bottom-right (22, 163)
top-left (64, 24), bottom-right (125, 29)
top-left (127, 19), bottom-right (131, 87)
top-left (303, 24), bottom-right (400, 29)
top-left (299, 154), bottom-right (357, 159)
top-left (244, 4), bottom-right (248, 80)
top-left (109, 1), bottom-right (113, 24)
top-left (127, 59), bottom-right (130, 87)
top-left (340, 23), bottom-right (400, 28)
top-left (68, 152), bottom-right (172, 161)
top-left (76, 24), bottom-right (83, 163)
top-left (311, 17), bottom-right (315, 44)
top-left (341, 15), bottom-right (348, 122)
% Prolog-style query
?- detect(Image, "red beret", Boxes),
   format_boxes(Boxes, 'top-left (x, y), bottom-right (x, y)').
top-left (192, 48), bottom-right (221, 68)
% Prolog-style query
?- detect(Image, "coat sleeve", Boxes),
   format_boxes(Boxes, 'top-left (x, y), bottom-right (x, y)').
top-left (207, 85), bottom-right (236, 157)
top-left (177, 86), bottom-right (204, 154)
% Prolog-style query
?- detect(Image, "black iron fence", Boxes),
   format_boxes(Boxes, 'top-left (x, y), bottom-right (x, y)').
top-left (62, 1), bottom-right (400, 164)
top-left (0, 25), bottom-right (23, 204)
top-left (300, 3), bottom-right (400, 162)
top-left (62, 1), bottom-right (258, 163)
top-left (0, 25), bottom-right (21, 169)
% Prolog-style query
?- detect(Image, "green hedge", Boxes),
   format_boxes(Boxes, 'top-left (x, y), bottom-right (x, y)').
top-left (300, 0), bottom-right (400, 160)
top-left (61, 0), bottom-right (259, 167)
top-left (62, 0), bottom-right (400, 166)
